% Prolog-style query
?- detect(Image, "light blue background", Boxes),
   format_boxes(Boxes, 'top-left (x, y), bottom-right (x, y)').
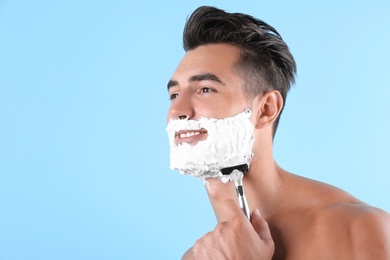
top-left (1, 1), bottom-right (389, 259)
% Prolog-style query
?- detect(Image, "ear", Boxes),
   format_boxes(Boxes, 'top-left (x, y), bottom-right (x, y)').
top-left (251, 90), bottom-right (283, 129)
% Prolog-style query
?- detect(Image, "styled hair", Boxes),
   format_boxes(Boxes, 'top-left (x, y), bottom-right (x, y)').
top-left (183, 6), bottom-right (297, 137)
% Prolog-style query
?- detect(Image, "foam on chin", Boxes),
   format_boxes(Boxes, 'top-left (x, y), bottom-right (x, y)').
top-left (166, 109), bottom-right (255, 181)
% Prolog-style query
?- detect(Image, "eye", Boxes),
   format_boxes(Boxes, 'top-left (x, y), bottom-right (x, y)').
top-left (200, 87), bottom-right (214, 94)
top-left (169, 93), bottom-right (179, 100)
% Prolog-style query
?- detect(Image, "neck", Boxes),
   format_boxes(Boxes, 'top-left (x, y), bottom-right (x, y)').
top-left (244, 157), bottom-right (285, 217)
top-left (242, 131), bottom-right (287, 218)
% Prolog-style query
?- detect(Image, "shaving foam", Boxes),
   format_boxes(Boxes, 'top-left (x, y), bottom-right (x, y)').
top-left (166, 109), bottom-right (254, 181)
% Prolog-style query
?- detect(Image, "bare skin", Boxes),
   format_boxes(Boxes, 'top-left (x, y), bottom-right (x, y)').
top-left (167, 44), bottom-right (390, 259)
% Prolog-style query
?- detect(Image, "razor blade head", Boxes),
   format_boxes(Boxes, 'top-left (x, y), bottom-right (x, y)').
top-left (220, 164), bottom-right (248, 175)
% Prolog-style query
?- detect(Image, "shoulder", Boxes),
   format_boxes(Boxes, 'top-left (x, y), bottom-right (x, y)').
top-left (312, 203), bottom-right (390, 259)
top-left (327, 203), bottom-right (390, 237)
top-left (282, 173), bottom-right (390, 259)
top-left (341, 204), bottom-right (390, 257)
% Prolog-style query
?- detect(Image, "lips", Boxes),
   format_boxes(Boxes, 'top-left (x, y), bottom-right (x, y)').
top-left (175, 129), bottom-right (208, 145)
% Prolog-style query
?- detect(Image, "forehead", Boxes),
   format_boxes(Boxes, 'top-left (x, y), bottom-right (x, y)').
top-left (171, 44), bottom-right (242, 82)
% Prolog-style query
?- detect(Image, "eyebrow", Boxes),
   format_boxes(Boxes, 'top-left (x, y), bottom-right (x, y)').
top-left (167, 73), bottom-right (225, 91)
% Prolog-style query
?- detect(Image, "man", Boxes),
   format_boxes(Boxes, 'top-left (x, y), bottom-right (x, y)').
top-left (166, 6), bottom-right (390, 259)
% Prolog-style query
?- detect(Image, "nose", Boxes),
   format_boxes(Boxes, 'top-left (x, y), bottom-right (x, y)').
top-left (177, 115), bottom-right (189, 120)
top-left (167, 92), bottom-right (194, 121)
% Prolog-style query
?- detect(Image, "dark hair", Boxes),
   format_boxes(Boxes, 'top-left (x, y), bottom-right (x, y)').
top-left (183, 6), bottom-right (297, 137)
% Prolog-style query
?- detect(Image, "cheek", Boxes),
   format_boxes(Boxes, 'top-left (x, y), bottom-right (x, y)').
top-left (166, 107), bottom-right (175, 122)
top-left (197, 99), bottom-right (232, 119)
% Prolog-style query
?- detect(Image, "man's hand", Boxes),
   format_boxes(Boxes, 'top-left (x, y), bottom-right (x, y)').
top-left (182, 179), bottom-right (274, 259)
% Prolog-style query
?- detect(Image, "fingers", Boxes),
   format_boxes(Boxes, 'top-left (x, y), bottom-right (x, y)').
top-left (192, 207), bottom-right (275, 259)
top-left (191, 179), bottom-right (275, 259)
top-left (181, 247), bottom-right (193, 260)
top-left (205, 178), bottom-right (245, 223)
top-left (251, 209), bottom-right (274, 242)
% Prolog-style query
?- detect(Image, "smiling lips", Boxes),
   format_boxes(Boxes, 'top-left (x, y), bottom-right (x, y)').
top-left (175, 129), bottom-right (208, 145)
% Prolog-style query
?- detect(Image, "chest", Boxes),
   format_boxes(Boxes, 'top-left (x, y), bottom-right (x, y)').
top-left (269, 212), bottom-right (352, 259)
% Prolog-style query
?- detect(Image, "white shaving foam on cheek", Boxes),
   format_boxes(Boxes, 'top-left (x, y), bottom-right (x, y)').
top-left (166, 109), bottom-right (255, 181)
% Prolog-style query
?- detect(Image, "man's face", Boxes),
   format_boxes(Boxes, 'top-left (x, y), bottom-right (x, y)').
top-left (167, 44), bottom-right (248, 146)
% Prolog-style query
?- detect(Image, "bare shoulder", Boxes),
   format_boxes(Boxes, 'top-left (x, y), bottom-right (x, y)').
top-left (282, 174), bottom-right (390, 259)
top-left (328, 203), bottom-right (390, 257)
top-left (300, 202), bottom-right (390, 259)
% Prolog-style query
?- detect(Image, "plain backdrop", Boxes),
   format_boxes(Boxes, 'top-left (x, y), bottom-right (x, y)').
top-left (1, 1), bottom-right (389, 259)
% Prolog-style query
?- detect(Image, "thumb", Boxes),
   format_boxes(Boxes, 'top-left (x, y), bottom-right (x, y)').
top-left (251, 209), bottom-right (273, 241)
top-left (205, 178), bottom-right (244, 223)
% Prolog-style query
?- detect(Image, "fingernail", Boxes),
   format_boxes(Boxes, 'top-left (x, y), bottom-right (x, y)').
top-left (253, 208), bottom-right (261, 216)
